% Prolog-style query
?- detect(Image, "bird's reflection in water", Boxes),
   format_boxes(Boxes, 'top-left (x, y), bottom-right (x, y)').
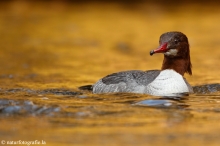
top-left (134, 93), bottom-right (193, 126)
top-left (134, 92), bottom-right (189, 108)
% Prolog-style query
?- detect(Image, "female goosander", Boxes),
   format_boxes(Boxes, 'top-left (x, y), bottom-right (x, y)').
top-left (92, 31), bottom-right (193, 96)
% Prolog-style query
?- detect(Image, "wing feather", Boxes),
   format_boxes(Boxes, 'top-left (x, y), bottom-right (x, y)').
top-left (93, 70), bottom-right (161, 93)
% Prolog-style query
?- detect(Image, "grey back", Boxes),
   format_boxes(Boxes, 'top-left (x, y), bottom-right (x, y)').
top-left (93, 70), bottom-right (161, 93)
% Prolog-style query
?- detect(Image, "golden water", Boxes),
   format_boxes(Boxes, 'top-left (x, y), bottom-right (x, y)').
top-left (0, 1), bottom-right (220, 146)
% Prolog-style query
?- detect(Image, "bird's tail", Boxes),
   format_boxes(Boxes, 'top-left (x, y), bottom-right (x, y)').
top-left (78, 85), bottom-right (93, 91)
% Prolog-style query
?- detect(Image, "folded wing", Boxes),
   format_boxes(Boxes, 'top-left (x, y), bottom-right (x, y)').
top-left (93, 70), bottom-right (161, 94)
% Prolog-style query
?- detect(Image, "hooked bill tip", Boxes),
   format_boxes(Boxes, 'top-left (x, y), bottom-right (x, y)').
top-left (150, 50), bottom-right (154, 56)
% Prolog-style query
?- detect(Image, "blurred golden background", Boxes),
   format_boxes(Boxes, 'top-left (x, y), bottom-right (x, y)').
top-left (0, 0), bottom-right (219, 89)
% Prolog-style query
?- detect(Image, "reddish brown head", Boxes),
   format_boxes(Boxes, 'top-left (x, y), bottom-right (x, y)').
top-left (150, 31), bottom-right (192, 76)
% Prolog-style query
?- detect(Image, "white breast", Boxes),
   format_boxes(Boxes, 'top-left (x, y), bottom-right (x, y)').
top-left (144, 69), bottom-right (192, 96)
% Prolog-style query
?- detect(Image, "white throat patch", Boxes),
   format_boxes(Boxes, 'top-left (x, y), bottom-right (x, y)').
top-left (164, 49), bottom-right (178, 56)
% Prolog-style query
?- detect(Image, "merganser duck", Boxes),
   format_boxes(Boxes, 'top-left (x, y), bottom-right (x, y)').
top-left (92, 31), bottom-right (193, 96)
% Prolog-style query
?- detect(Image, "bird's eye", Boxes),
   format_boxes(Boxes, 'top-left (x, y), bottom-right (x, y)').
top-left (174, 39), bottom-right (179, 44)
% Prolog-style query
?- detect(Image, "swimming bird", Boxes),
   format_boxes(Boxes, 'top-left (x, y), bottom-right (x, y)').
top-left (92, 31), bottom-right (193, 96)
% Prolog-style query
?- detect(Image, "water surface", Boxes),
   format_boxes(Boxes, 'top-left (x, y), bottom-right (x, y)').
top-left (0, 1), bottom-right (220, 146)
